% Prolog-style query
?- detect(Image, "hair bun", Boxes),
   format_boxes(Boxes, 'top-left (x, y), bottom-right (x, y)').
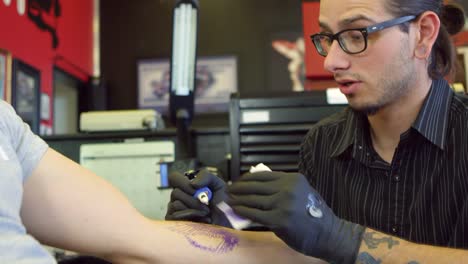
top-left (441, 3), bottom-right (466, 35)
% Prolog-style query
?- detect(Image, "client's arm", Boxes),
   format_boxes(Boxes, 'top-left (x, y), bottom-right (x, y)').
top-left (20, 149), bottom-right (323, 263)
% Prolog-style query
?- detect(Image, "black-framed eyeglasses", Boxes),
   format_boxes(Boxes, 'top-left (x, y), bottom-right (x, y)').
top-left (310, 15), bottom-right (416, 57)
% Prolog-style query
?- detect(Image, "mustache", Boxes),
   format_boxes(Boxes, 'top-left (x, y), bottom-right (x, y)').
top-left (334, 73), bottom-right (362, 81)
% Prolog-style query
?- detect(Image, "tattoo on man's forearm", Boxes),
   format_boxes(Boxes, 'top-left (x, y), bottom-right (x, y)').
top-left (167, 222), bottom-right (239, 253)
top-left (356, 249), bottom-right (420, 264)
top-left (356, 252), bottom-right (382, 264)
top-left (363, 232), bottom-right (400, 249)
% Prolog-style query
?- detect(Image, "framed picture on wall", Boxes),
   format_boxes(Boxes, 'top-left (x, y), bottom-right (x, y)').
top-left (0, 49), bottom-right (12, 103)
top-left (457, 47), bottom-right (468, 93)
top-left (269, 31), bottom-right (305, 93)
top-left (137, 56), bottom-right (238, 115)
top-left (12, 59), bottom-right (41, 133)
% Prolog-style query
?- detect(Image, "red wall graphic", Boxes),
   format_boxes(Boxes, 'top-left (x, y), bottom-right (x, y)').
top-left (302, 1), bottom-right (333, 79)
top-left (0, 0), bottom-right (93, 128)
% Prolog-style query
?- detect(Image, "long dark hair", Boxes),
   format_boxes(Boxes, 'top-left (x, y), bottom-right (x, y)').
top-left (384, 0), bottom-right (465, 79)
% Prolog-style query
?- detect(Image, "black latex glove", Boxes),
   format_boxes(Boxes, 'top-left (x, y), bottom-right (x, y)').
top-left (165, 170), bottom-right (211, 223)
top-left (165, 169), bottom-right (231, 227)
top-left (227, 171), bottom-right (365, 264)
top-left (189, 169), bottom-right (232, 227)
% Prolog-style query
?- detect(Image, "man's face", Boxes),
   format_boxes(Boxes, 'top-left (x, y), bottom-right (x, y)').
top-left (319, 0), bottom-right (417, 115)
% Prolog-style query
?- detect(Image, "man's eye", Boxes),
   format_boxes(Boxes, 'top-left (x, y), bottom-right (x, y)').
top-left (350, 34), bottom-right (363, 40)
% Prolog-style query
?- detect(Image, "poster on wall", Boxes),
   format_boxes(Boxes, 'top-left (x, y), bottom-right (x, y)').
top-left (12, 59), bottom-right (41, 133)
top-left (269, 31), bottom-right (306, 93)
top-left (40, 92), bottom-right (50, 120)
top-left (137, 56), bottom-right (238, 115)
top-left (453, 0), bottom-right (468, 29)
top-left (0, 49), bottom-right (12, 103)
top-left (456, 47), bottom-right (468, 93)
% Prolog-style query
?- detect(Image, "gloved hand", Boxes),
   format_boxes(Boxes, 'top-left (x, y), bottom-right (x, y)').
top-left (227, 171), bottom-right (365, 264)
top-left (165, 168), bottom-right (231, 227)
top-left (165, 170), bottom-right (210, 223)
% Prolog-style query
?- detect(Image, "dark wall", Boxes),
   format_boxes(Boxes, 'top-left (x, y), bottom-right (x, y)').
top-left (100, 0), bottom-right (302, 115)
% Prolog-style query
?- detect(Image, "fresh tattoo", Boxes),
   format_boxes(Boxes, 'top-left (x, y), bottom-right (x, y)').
top-left (363, 232), bottom-right (400, 249)
top-left (356, 252), bottom-right (382, 264)
top-left (168, 222), bottom-right (239, 253)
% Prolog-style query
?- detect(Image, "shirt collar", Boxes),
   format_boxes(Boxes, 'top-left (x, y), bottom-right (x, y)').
top-left (330, 78), bottom-right (453, 157)
top-left (330, 108), bottom-right (363, 158)
top-left (412, 78), bottom-right (453, 150)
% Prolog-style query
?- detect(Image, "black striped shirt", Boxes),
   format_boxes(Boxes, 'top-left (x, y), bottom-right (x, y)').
top-left (299, 78), bottom-right (468, 249)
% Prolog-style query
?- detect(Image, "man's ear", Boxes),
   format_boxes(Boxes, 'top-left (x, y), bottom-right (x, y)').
top-left (414, 11), bottom-right (440, 59)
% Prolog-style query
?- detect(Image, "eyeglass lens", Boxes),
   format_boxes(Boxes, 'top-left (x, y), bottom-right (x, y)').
top-left (314, 30), bottom-right (366, 56)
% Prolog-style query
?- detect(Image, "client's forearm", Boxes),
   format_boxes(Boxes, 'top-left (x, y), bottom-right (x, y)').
top-left (108, 220), bottom-right (324, 264)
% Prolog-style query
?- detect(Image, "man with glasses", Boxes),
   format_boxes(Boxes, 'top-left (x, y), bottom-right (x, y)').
top-left (311, 15), bottom-right (417, 57)
top-left (166, 0), bottom-right (468, 263)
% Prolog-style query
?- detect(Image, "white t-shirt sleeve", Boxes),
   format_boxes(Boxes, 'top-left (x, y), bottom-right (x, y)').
top-left (0, 101), bottom-right (48, 182)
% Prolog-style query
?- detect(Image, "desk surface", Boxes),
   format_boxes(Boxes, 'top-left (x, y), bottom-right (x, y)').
top-left (42, 126), bottom-right (229, 142)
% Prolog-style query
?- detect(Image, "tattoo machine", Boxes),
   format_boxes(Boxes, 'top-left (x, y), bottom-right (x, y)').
top-left (184, 169), bottom-right (213, 205)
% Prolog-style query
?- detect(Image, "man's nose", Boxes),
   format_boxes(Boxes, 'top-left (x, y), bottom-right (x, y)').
top-left (323, 41), bottom-right (351, 73)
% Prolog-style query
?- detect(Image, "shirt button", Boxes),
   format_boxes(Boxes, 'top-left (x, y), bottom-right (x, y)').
top-left (391, 226), bottom-right (398, 234)
top-left (394, 175), bottom-right (400, 182)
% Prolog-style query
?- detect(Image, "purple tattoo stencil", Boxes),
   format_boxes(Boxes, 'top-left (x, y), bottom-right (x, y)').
top-left (168, 223), bottom-right (239, 253)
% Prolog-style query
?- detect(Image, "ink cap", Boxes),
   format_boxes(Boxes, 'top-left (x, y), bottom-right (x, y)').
top-left (194, 187), bottom-right (212, 205)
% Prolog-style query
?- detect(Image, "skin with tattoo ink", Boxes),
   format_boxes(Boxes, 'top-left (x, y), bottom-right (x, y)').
top-left (355, 231), bottom-right (401, 263)
top-left (363, 232), bottom-right (400, 249)
top-left (356, 252), bottom-right (382, 264)
top-left (167, 222), bottom-right (239, 253)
